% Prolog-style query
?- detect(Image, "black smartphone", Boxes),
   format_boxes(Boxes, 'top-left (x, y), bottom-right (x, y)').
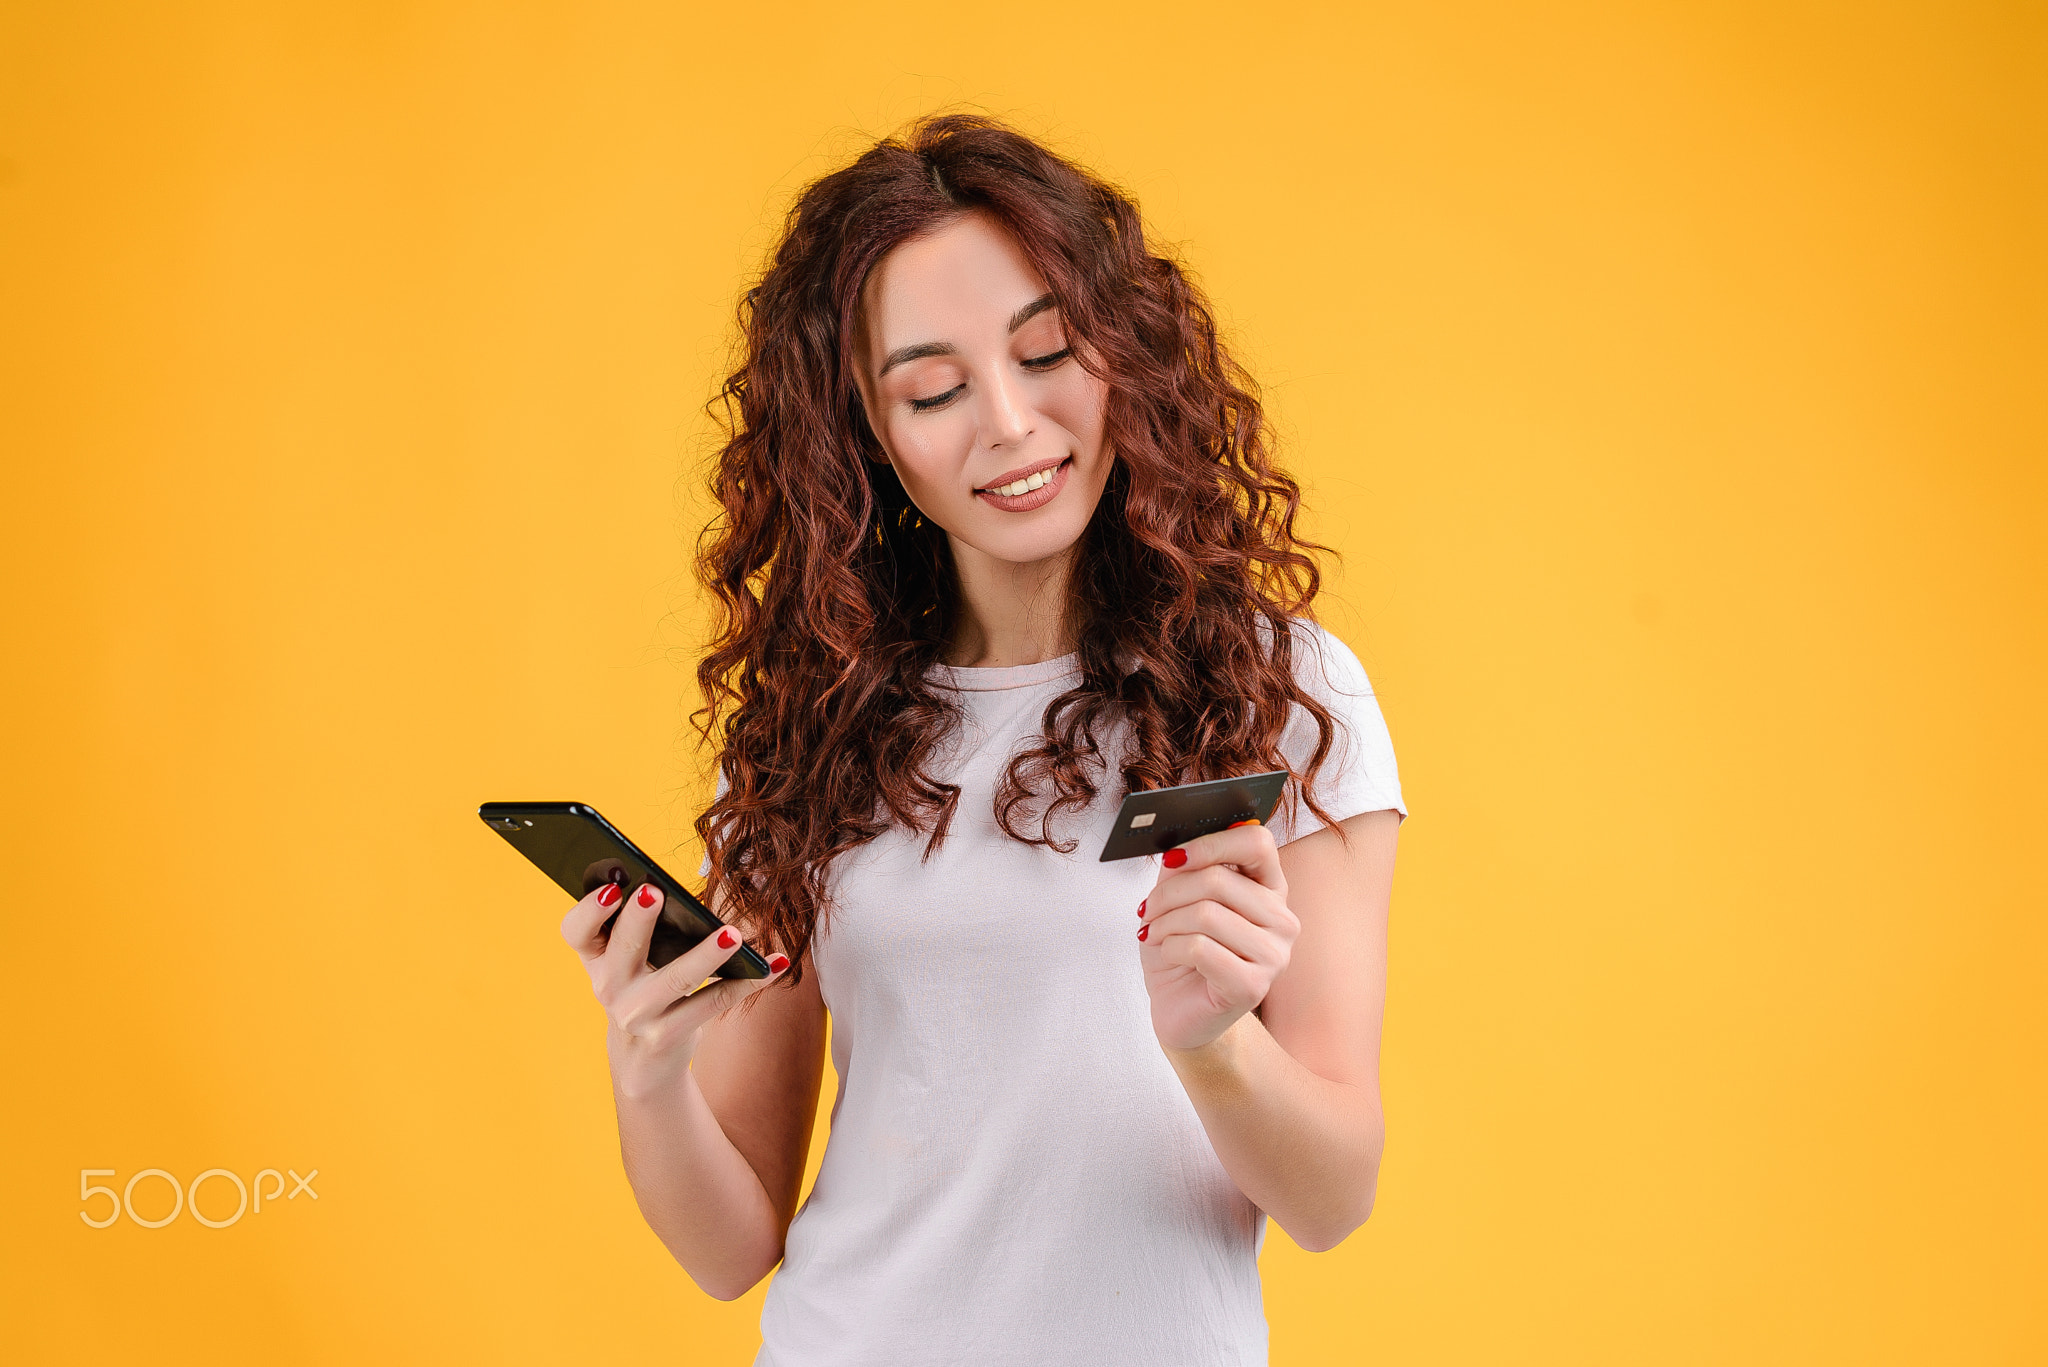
top-left (478, 801), bottom-right (770, 979)
top-left (1097, 771), bottom-right (1291, 861)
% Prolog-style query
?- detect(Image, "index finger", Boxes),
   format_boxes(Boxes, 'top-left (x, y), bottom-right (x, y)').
top-left (559, 879), bottom-right (628, 959)
top-left (1157, 820), bottom-right (1284, 892)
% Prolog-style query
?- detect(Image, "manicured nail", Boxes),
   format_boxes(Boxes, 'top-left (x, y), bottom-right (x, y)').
top-left (1163, 848), bottom-right (1188, 868)
top-left (1137, 899), bottom-right (1147, 918)
top-left (636, 885), bottom-right (659, 908)
top-left (1137, 924), bottom-right (1149, 942)
top-left (596, 883), bottom-right (622, 908)
top-left (717, 928), bottom-right (737, 950)
top-left (768, 953), bottom-right (790, 974)
top-left (1228, 819), bottom-right (1261, 829)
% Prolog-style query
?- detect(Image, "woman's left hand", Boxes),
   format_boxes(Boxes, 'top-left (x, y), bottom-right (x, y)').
top-left (1137, 821), bottom-right (1300, 1053)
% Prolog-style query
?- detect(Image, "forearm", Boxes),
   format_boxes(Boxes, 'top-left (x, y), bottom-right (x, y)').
top-left (610, 1033), bottom-right (785, 1300)
top-left (1164, 1012), bottom-right (1384, 1252)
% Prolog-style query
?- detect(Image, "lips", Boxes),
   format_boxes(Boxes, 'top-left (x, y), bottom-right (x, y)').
top-left (974, 456), bottom-right (1069, 497)
top-left (974, 457), bottom-right (1072, 512)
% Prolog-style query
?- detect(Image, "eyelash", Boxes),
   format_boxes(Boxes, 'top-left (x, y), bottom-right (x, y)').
top-left (908, 348), bottom-right (1073, 412)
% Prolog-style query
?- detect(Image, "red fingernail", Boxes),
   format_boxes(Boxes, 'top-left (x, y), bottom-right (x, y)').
top-left (1137, 899), bottom-right (1147, 918)
top-left (768, 953), bottom-right (790, 973)
top-left (1137, 924), bottom-right (1149, 942)
top-left (717, 928), bottom-right (736, 949)
top-left (1163, 849), bottom-right (1187, 868)
top-left (636, 885), bottom-right (659, 908)
top-left (597, 883), bottom-right (622, 908)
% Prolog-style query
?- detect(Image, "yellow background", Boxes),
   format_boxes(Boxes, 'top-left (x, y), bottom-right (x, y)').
top-left (3, 1), bottom-right (2042, 1362)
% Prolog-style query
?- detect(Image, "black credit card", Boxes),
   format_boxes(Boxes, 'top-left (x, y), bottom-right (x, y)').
top-left (1097, 770), bottom-right (1290, 861)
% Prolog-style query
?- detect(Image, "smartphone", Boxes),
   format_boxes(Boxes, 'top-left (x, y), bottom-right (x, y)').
top-left (1097, 771), bottom-right (1290, 861)
top-left (478, 801), bottom-right (770, 979)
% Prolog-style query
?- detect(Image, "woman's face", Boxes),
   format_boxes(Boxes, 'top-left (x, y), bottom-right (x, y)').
top-left (853, 212), bottom-right (1112, 574)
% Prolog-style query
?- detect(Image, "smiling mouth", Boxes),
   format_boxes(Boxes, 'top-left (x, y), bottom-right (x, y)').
top-left (975, 457), bottom-right (1070, 497)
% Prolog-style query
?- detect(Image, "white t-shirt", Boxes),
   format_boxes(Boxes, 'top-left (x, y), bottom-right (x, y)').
top-left (743, 619), bottom-right (1404, 1367)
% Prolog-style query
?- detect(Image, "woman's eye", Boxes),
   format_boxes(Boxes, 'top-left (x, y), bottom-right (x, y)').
top-left (909, 384), bottom-right (965, 412)
top-left (1022, 347), bottom-right (1072, 370)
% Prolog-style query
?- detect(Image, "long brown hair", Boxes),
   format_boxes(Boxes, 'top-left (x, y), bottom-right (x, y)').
top-left (694, 114), bottom-right (1342, 978)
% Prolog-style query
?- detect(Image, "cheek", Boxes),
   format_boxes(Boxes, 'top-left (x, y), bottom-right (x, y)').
top-left (1042, 370), bottom-right (1110, 451)
top-left (881, 409), bottom-right (974, 499)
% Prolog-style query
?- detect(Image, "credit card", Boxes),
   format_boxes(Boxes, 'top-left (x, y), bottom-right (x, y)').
top-left (1097, 770), bottom-right (1290, 861)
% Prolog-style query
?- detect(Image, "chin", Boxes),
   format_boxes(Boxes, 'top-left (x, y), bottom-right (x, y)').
top-left (965, 516), bottom-right (1092, 568)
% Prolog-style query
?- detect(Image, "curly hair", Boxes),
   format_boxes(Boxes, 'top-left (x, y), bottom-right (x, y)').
top-left (694, 114), bottom-right (1343, 980)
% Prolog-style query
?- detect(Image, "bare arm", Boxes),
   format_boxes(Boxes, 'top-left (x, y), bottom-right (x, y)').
top-left (561, 882), bottom-right (827, 1300)
top-left (1138, 808), bottom-right (1399, 1251)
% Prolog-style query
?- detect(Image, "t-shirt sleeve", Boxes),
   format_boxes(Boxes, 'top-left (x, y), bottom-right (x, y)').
top-left (1265, 619), bottom-right (1407, 846)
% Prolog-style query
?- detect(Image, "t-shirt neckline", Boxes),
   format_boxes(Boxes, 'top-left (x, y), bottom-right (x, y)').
top-left (926, 652), bottom-right (1081, 691)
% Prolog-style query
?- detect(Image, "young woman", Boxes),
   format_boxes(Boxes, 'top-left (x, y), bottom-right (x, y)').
top-left (559, 115), bottom-right (1405, 1366)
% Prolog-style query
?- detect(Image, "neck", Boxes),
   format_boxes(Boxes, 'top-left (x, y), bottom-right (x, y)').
top-left (942, 537), bottom-right (1077, 668)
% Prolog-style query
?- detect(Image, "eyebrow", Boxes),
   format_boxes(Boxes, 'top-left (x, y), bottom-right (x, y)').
top-left (875, 293), bottom-right (1059, 377)
top-left (1007, 292), bottom-right (1057, 333)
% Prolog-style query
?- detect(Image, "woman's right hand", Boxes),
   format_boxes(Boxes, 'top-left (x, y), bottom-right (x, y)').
top-left (560, 881), bottom-right (790, 1095)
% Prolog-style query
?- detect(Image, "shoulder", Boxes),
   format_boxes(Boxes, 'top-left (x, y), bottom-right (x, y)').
top-left (1261, 615), bottom-right (1376, 703)
top-left (1264, 615), bottom-right (1407, 833)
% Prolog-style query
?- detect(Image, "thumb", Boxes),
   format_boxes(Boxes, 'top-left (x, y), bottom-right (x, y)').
top-left (674, 955), bottom-right (789, 1021)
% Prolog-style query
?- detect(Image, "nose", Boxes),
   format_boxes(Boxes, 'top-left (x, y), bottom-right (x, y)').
top-left (980, 365), bottom-right (1034, 451)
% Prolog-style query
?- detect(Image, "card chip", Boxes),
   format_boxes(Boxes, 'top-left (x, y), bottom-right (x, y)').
top-left (1130, 813), bottom-right (1156, 828)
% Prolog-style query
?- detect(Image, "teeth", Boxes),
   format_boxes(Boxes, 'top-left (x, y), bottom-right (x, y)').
top-left (990, 467), bottom-right (1054, 497)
